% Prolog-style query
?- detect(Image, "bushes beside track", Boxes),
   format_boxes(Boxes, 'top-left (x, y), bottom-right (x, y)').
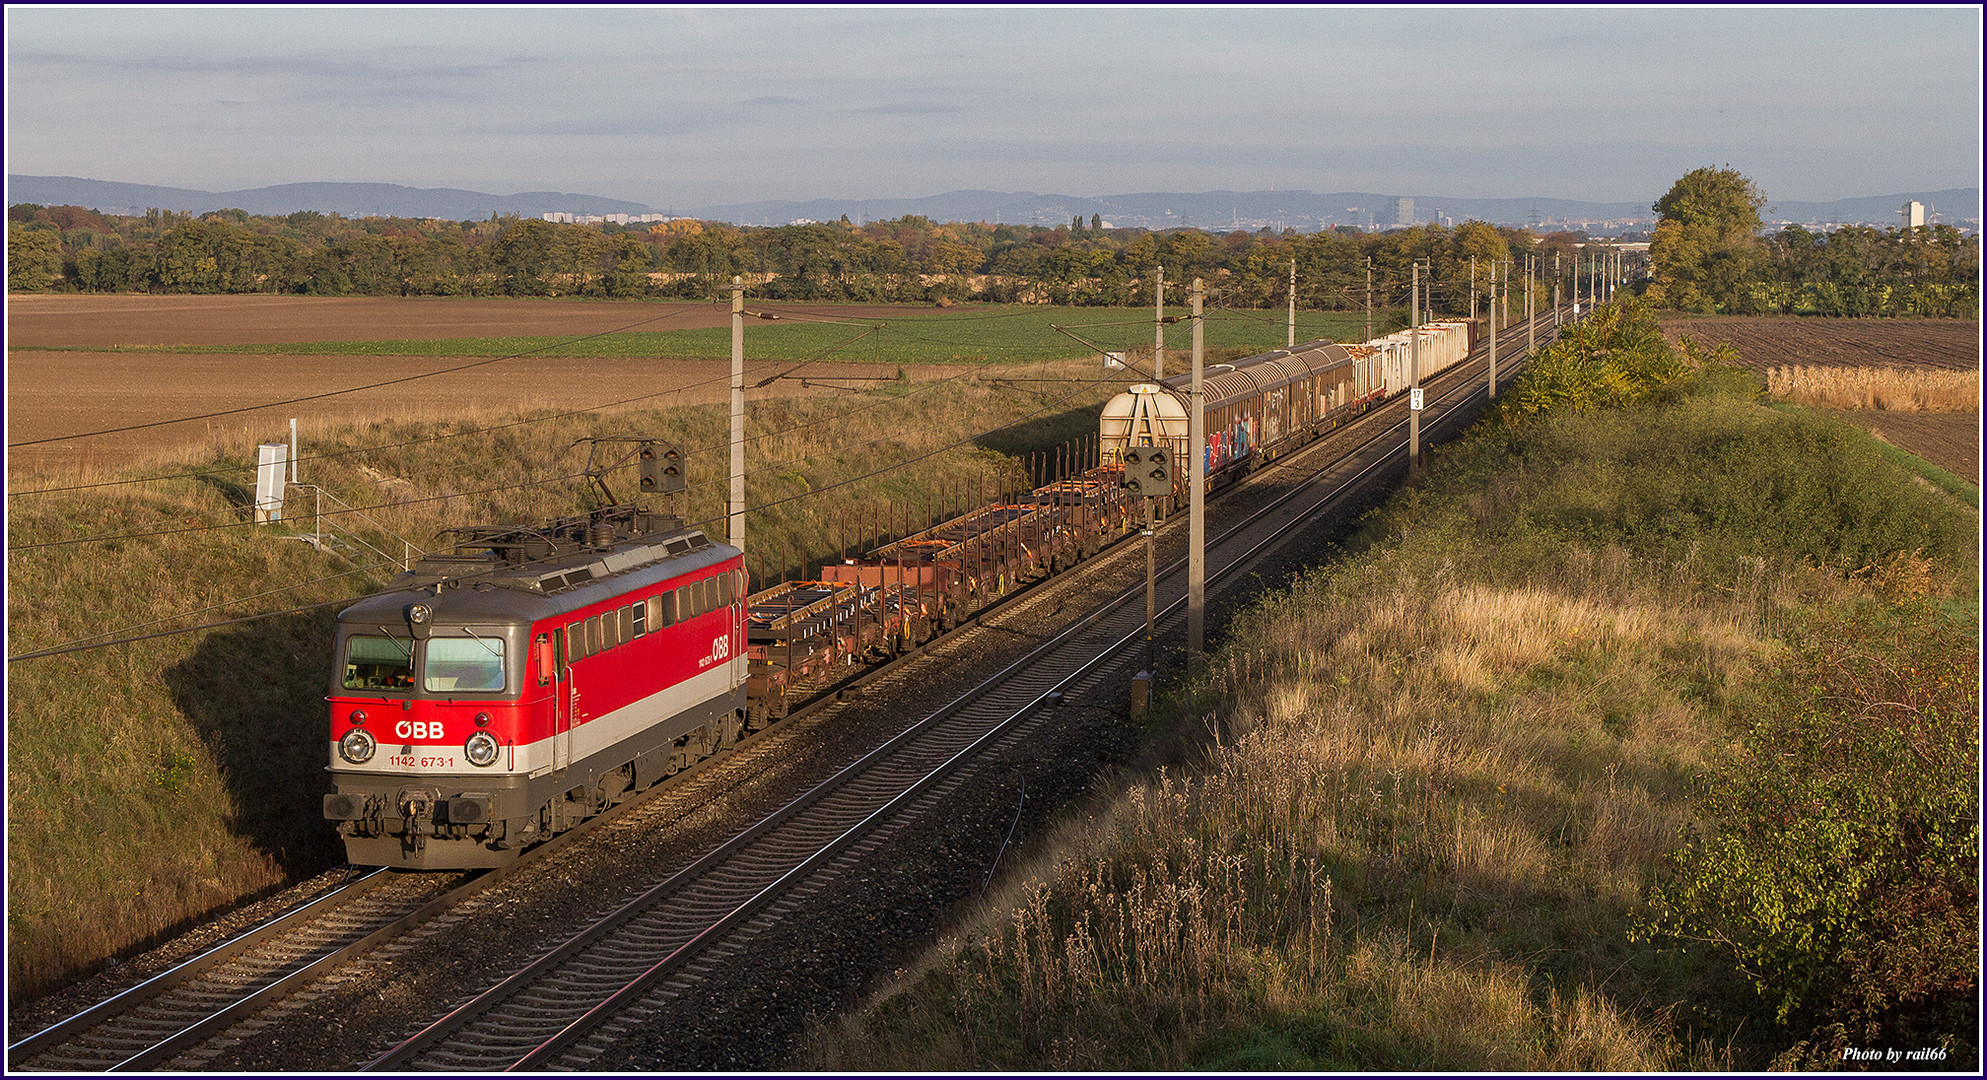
top-left (806, 303), bottom-right (1979, 1071)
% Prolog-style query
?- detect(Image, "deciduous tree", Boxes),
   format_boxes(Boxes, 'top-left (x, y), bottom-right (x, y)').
top-left (1649, 166), bottom-right (1767, 312)
top-left (7, 223), bottom-right (63, 291)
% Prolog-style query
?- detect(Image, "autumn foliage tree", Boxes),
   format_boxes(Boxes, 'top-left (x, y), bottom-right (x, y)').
top-left (1648, 166), bottom-right (1769, 312)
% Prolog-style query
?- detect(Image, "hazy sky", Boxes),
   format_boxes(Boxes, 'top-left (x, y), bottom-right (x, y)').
top-left (5, 4), bottom-right (1980, 211)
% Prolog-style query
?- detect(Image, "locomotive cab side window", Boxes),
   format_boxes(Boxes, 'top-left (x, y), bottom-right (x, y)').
top-left (343, 635), bottom-right (414, 691)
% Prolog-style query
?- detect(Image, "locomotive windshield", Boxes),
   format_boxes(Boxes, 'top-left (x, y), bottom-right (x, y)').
top-left (424, 636), bottom-right (506, 692)
top-left (340, 633), bottom-right (505, 693)
top-left (343, 635), bottom-right (414, 690)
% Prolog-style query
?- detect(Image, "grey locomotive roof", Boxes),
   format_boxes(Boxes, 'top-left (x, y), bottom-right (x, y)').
top-left (336, 528), bottom-right (739, 626)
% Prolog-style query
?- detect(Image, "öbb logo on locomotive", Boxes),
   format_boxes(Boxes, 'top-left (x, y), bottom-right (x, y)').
top-left (322, 320), bottom-right (1478, 870)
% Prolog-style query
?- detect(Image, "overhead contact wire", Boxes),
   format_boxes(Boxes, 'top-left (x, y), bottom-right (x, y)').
top-left (8, 312), bottom-right (1026, 498)
top-left (9, 468), bottom-right (595, 552)
top-left (6, 302), bottom-right (713, 449)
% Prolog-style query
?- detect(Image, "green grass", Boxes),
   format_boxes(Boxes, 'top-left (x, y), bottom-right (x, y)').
top-left (8, 304), bottom-right (1379, 364)
top-left (805, 375), bottom-right (1980, 1072)
top-left (4, 356), bottom-right (1122, 999)
top-left (1766, 400), bottom-right (1980, 511)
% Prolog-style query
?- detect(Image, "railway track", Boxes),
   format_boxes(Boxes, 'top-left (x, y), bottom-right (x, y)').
top-left (7, 869), bottom-right (421, 1072)
top-left (362, 327), bottom-right (1541, 1071)
top-left (11, 313), bottom-right (1554, 1072)
top-left (2, 683), bottom-right (795, 1074)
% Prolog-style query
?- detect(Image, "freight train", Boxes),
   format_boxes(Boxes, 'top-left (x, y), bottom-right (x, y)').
top-left (324, 318), bottom-right (1481, 868)
top-left (1100, 319), bottom-right (1476, 483)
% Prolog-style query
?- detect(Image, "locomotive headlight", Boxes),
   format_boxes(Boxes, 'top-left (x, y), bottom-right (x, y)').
top-left (339, 727), bottom-right (378, 764)
top-left (464, 731), bottom-right (501, 768)
top-left (408, 603), bottom-right (432, 625)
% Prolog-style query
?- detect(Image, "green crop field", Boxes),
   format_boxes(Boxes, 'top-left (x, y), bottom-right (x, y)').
top-left (10, 304), bottom-right (1380, 364)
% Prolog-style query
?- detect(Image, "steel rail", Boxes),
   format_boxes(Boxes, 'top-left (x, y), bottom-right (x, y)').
top-left (5, 869), bottom-right (391, 1071)
top-left (5, 683), bottom-right (768, 1075)
top-left (13, 310), bottom-right (1554, 1073)
top-left (370, 329), bottom-right (1538, 1072)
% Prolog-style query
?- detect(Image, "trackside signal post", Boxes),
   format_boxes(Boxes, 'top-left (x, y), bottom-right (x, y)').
top-left (1287, 258), bottom-right (1297, 349)
top-left (1122, 445), bottom-right (1173, 692)
top-left (1527, 254), bottom-right (1536, 362)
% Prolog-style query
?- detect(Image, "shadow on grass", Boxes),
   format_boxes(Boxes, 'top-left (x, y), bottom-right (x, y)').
top-left (197, 471), bottom-right (256, 512)
top-left (164, 608), bottom-right (345, 877)
top-left (975, 403), bottom-right (1114, 477)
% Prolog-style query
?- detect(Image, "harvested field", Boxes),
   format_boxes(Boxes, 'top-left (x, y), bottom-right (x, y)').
top-left (1823, 409), bottom-right (1980, 483)
top-left (4, 296), bottom-right (953, 477)
top-left (4, 294), bottom-right (939, 348)
top-left (1656, 314), bottom-right (1980, 372)
top-left (1656, 314), bottom-right (1981, 483)
top-left (5, 351), bottom-right (953, 476)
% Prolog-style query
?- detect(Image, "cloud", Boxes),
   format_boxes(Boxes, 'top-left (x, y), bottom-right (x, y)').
top-left (4, 5), bottom-right (1977, 207)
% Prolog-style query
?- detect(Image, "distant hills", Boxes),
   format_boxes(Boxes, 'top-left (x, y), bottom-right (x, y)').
top-left (4, 177), bottom-right (653, 221)
top-left (8, 175), bottom-right (1977, 234)
top-left (687, 189), bottom-right (1661, 232)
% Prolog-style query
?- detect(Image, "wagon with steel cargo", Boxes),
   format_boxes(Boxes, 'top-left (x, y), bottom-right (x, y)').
top-left (323, 317), bottom-right (1485, 869)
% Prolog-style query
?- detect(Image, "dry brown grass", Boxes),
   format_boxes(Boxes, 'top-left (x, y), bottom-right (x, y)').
top-left (810, 541), bottom-right (1786, 1071)
top-left (6, 359), bottom-right (1117, 1000)
top-left (1766, 365), bottom-right (1980, 412)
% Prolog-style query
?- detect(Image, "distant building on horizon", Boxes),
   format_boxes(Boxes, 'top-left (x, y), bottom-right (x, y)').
top-left (542, 211), bottom-right (672, 226)
top-left (1388, 196), bottom-right (1414, 228)
top-left (1902, 200), bottom-right (1927, 228)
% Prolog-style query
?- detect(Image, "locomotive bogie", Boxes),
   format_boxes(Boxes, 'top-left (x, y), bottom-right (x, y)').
top-left (325, 682), bottom-right (745, 869)
top-left (326, 521), bottom-right (751, 867)
top-left (325, 317), bottom-right (1491, 870)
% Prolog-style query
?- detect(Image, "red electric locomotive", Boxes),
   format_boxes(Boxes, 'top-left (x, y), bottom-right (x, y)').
top-left (322, 504), bottom-right (747, 868)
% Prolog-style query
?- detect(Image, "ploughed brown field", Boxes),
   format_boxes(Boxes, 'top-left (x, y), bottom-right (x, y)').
top-left (1657, 314), bottom-right (1981, 482)
top-left (5, 295), bottom-right (951, 477)
top-left (7, 298), bottom-right (1977, 483)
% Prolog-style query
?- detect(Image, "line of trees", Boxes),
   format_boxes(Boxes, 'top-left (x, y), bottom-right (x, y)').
top-left (14, 180), bottom-right (1977, 319)
top-left (7, 202), bottom-right (1602, 314)
top-left (1647, 166), bottom-right (1978, 318)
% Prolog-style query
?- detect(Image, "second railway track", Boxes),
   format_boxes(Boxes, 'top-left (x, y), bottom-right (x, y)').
top-left (367, 325), bottom-right (1543, 1072)
top-left (11, 317), bottom-right (1551, 1072)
